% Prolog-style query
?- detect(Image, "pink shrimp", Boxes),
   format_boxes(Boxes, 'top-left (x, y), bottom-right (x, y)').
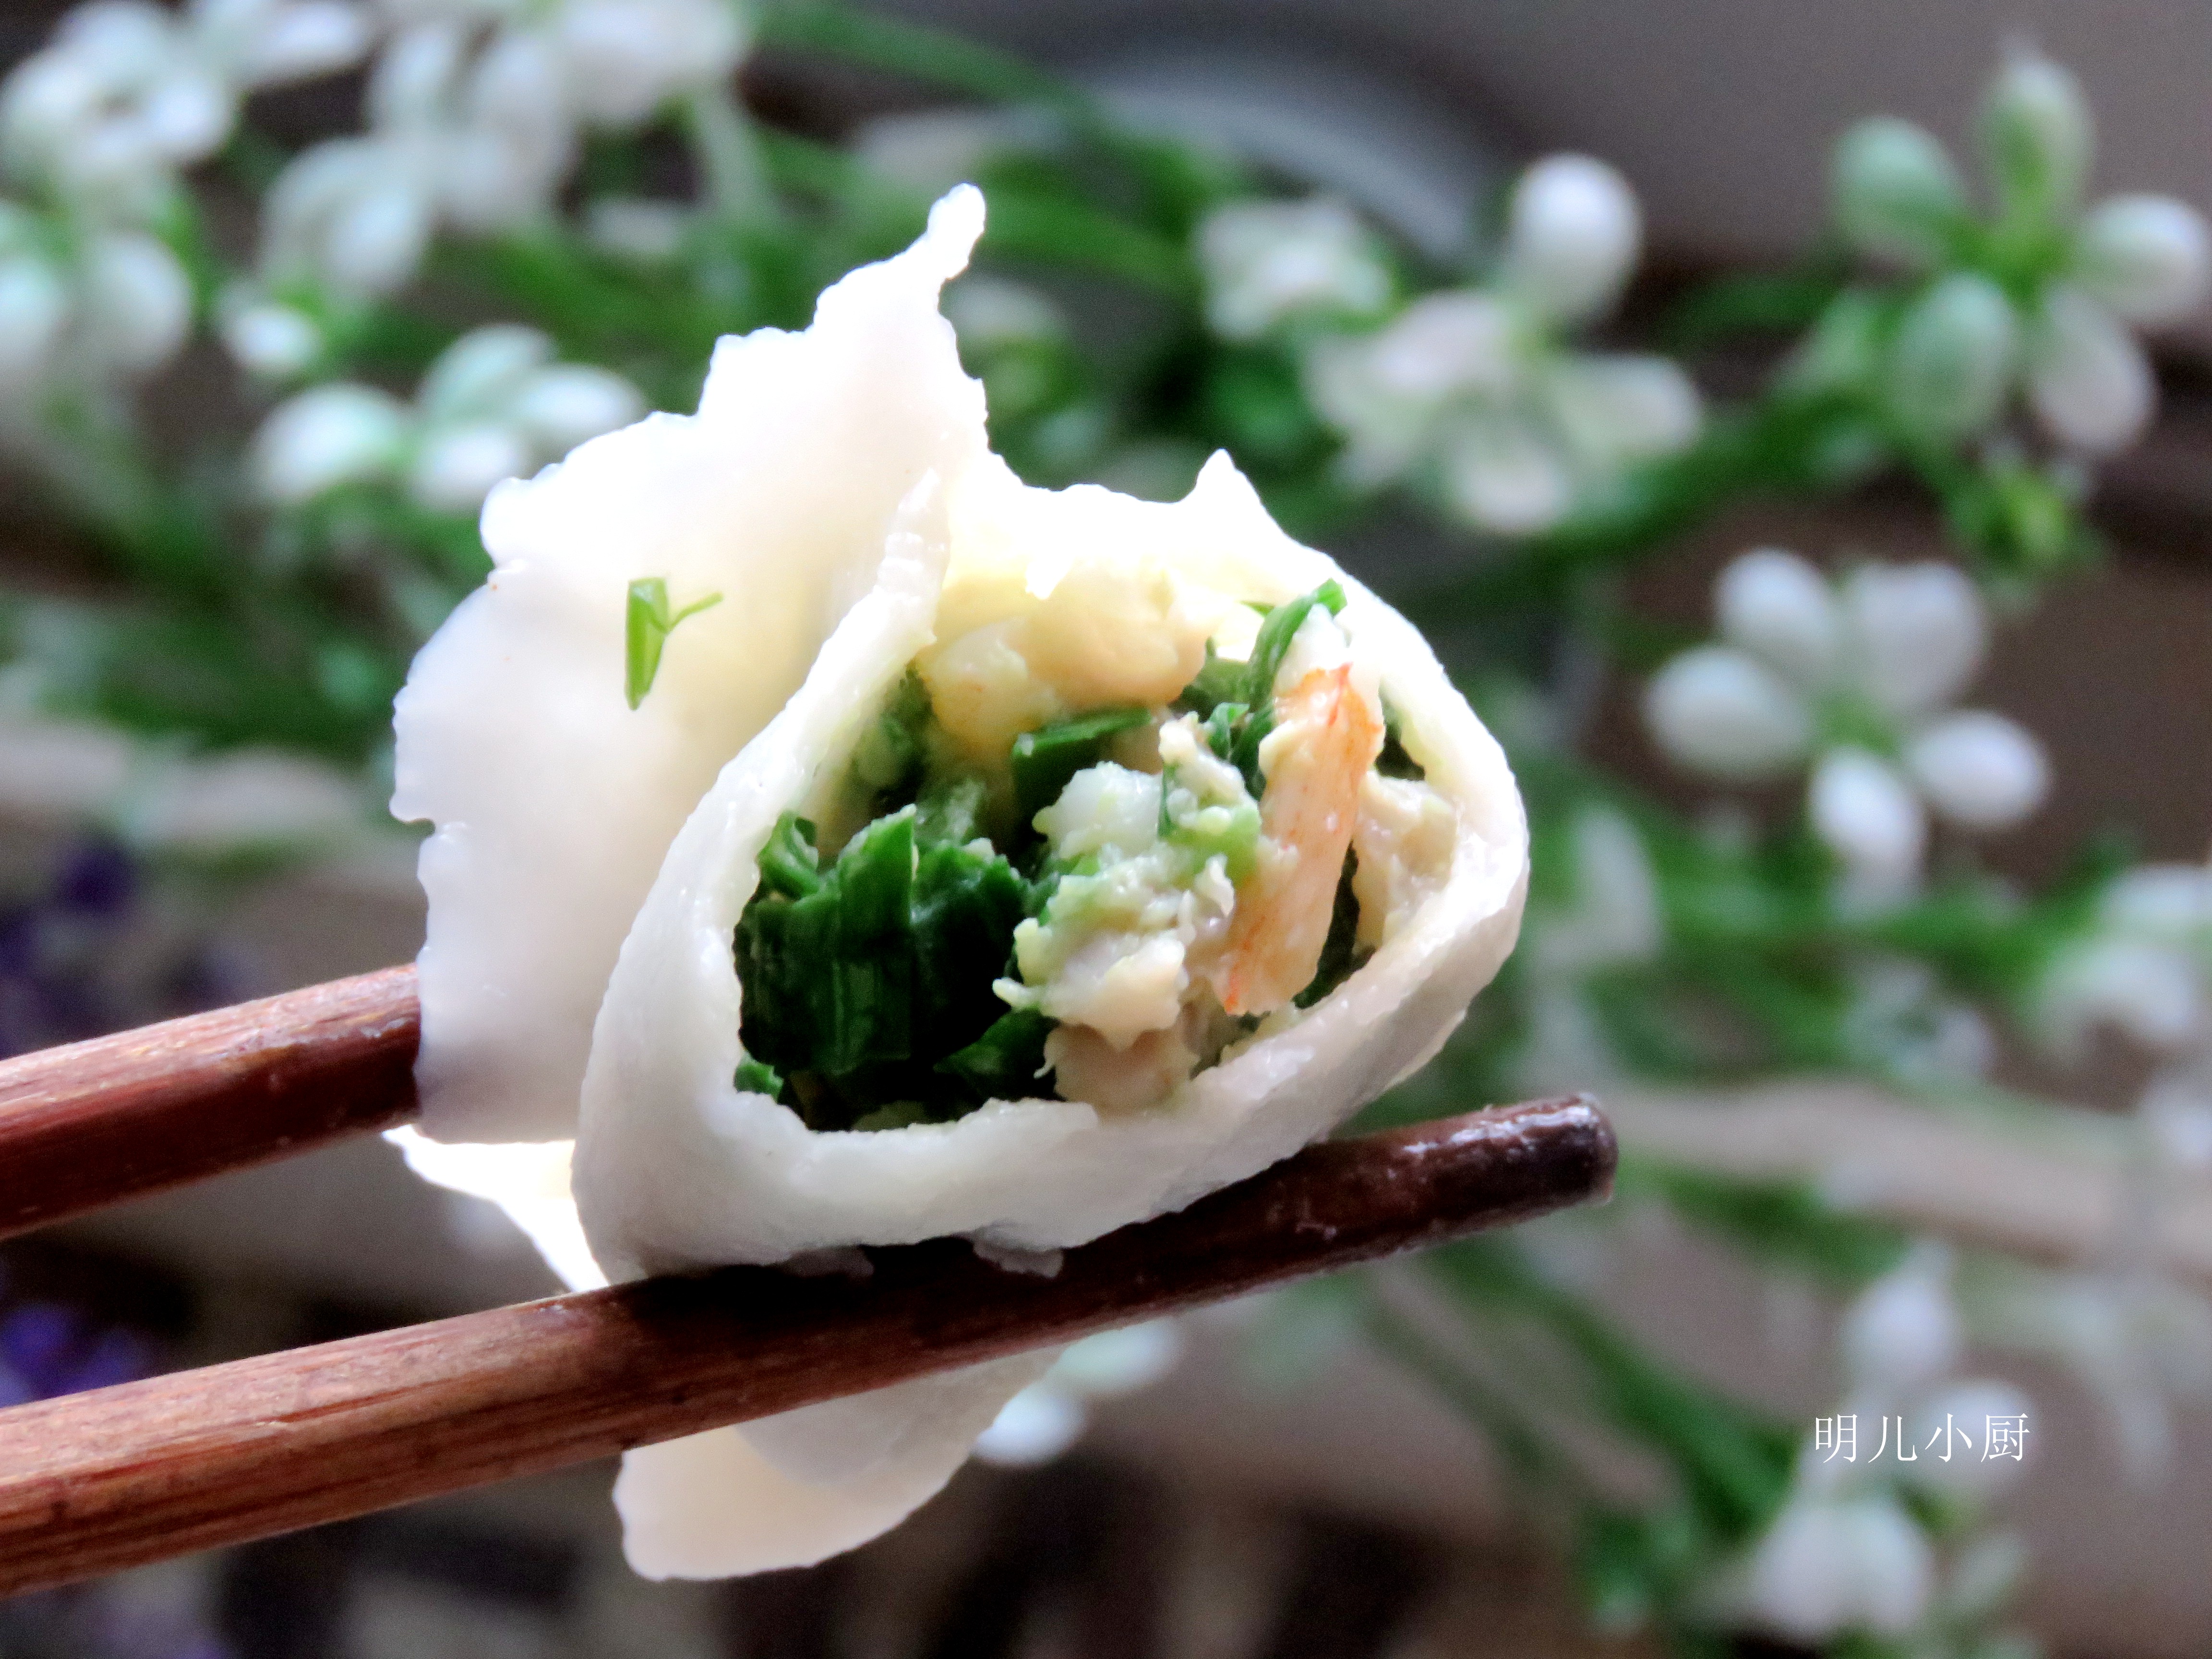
top-left (1215, 663), bottom-right (1383, 1017)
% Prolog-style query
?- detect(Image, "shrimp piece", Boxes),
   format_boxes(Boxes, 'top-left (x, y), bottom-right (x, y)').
top-left (1213, 663), bottom-right (1383, 1016)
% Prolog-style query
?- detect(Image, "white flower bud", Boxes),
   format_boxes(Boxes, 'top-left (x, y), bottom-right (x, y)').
top-left (1545, 353), bottom-right (1702, 466)
top-left (2076, 194), bottom-right (2212, 325)
top-left (2039, 937), bottom-right (2205, 1058)
top-left (1717, 547), bottom-right (1840, 685)
top-left (57, 1), bottom-right (171, 74)
top-left (1370, 291), bottom-right (1519, 403)
top-left (1885, 271), bottom-right (2019, 444)
top-left (1840, 561), bottom-right (1987, 720)
top-left (2104, 863), bottom-right (2212, 938)
top-left (468, 26), bottom-right (568, 129)
top-left (1197, 198), bottom-right (1392, 341)
top-left (2141, 1070), bottom-right (2212, 1171)
top-left (2027, 286), bottom-right (2154, 455)
top-left (82, 231), bottom-right (192, 374)
top-left (1903, 1377), bottom-right (2033, 1496)
top-left (221, 298), bottom-right (323, 379)
top-left (321, 169), bottom-right (435, 296)
top-left (1440, 414), bottom-right (1573, 535)
top-left (944, 275), bottom-right (1063, 349)
top-left (852, 108), bottom-right (1009, 198)
top-left (1301, 336), bottom-right (1428, 487)
top-left (1833, 117), bottom-right (1965, 269)
top-left (971, 1382), bottom-right (1086, 1467)
top-left (407, 419), bottom-right (533, 513)
top-left (1982, 49), bottom-right (2092, 223)
top-left (1843, 1252), bottom-right (1960, 1394)
top-left (252, 382), bottom-right (409, 502)
top-left (0, 254), bottom-right (69, 391)
top-left (1643, 645), bottom-right (1813, 781)
top-left (1810, 747), bottom-right (1926, 897)
top-left (1905, 709), bottom-right (2049, 830)
top-left (1739, 1494), bottom-right (1934, 1641)
top-left (0, 54), bottom-right (104, 176)
top-left (230, 1), bottom-right (378, 86)
top-left (420, 324), bottom-right (553, 421)
top-left (139, 68), bottom-right (231, 163)
top-left (507, 363), bottom-right (645, 454)
top-left (1500, 154), bottom-right (1639, 327)
top-left (554, 0), bottom-right (745, 127)
top-left (585, 195), bottom-right (689, 264)
top-left (368, 21), bottom-right (464, 131)
top-left (1049, 1319), bottom-right (1182, 1397)
top-left (1783, 288), bottom-right (1886, 396)
top-left (439, 126), bottom-right (566, 234)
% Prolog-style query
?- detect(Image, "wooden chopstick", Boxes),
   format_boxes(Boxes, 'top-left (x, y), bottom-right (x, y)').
top-left (0, 1095), bottom-right (1612, 1596)
top-left (0, 966), bottom-right (421, 1240)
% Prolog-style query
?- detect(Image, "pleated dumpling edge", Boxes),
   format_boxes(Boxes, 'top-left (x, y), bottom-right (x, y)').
top-left (391, 186), bottom-right (992, 1144)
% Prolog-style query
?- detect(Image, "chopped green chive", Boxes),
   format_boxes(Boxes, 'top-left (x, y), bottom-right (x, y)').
top-left (736, 805), bottom-right (1035, 1130)
top-left (735, 1050), bottom-right (787, 1099)
top-left (1242, 579), bottom-right (1346, 710)
top-left (1010, 704), bottom-right (1151, 823)
top-left (625, 577), bottom-right (724, 709)
top-left (1181, 580), bottom-right (1349, 795)
top-left (936, 1007), bottom-right (1054, 1101)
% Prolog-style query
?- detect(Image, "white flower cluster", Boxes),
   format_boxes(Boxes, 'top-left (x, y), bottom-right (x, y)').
top-left (0, 206), bottom-right (193, 403)
top-left (251, 323), bottom-right (643, 512)
top-left (2038, 854), bottom-right (2212, 1062)
top-left (1645, 548), bottom-right (2048, 904)
top-left (1727, 1250), bottom-right (2030, 1644)
top-left (1195, 197), bottom-right (1393, 341)
top-left (970, 1319), bottom-right (1184, 1467)
top-left (1195, 157), bottom-right (1701, 537)
top-left (263, 0), bottom-right (745, 300)
top-left (1819, 49), bottom-right (2211, 456)
top-left (0, 0), bottom-right (377, 400)
top-left (0, 0), bottom-right (376, 216)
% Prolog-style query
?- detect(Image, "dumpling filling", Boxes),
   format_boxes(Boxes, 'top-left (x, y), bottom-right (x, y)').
top-left (731, 561), bottom-right (1458, 1129)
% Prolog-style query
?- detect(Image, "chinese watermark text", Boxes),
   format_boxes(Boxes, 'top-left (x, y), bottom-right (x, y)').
top-left (1813, 1412), bottom-right (2028, 1463)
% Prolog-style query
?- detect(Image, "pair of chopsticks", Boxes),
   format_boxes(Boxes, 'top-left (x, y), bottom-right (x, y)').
top-left (0, 965), bottom-right (1614, 1595)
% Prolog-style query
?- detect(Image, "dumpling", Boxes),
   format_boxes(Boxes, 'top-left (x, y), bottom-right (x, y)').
top-left (392, 186), bottom-right (1527, 1581)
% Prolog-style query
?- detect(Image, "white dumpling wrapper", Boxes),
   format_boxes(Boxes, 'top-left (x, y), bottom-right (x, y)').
top-left (392, 187), bottom-right (1527, 1582)
top-left (393, 191), bottom-right (1044, 1578)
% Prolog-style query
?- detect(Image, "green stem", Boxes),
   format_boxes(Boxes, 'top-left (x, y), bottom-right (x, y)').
top-left (1362, 1287), bottom-right (1602, 1505)
top-left (755, 0), bottom-right (1092, 122)
top-left (684, 84), bottom-right (778, 224)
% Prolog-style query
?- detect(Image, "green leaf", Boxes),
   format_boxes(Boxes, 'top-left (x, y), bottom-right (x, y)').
top-left (736, 805), bottom-right (1037, 1129)
top-left (1171, 641), bottom-right (1248, 719)
top-left (937, 1007), bottom-right (1053, 1100)
top-left (1634, 1163), bottom-right (1911, 1287)
top-left (757, 0), bottom-right (1090, 117)
top-left (625, 577), bottom-right (722, 709)
top-left (1242, 579), bottom-right (1346, 708)
top-left (756, 812), bottom-right (823, 901)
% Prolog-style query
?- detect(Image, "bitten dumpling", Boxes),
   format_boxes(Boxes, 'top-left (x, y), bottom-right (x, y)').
top-left (392, 187), bottom-right (1527, 1581)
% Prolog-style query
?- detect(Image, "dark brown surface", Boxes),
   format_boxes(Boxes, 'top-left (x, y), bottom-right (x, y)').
top-left (0, 1096), bottom-right (1612, 1596)
top-left (0, 965), bottom-right (422, 1242)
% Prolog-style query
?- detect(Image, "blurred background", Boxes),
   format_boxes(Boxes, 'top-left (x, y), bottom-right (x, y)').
top-left (2, 0), bottom-right (2211, 1655)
